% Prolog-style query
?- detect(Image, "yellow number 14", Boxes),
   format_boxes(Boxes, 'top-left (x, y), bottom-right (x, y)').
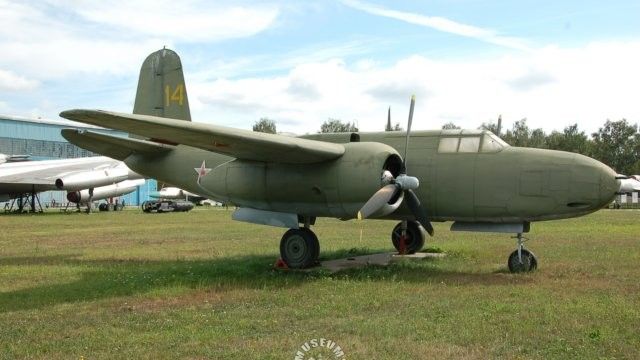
top-left (165, 84), bottom-right (185, 107)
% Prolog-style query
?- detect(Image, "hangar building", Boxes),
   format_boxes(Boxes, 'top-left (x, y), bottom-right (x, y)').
top-left (0, 114), bottom-right (157, 206)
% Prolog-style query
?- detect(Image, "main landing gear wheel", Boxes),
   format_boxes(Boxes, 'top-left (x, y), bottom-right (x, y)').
top-left (280, 228), bottom-right (319, 269)
top-left (508, 249), bottom-right (538, 273)
top-left (508, 233), bottom-right (537, 273)
top-left (391, 221), bottom-right (425, 254)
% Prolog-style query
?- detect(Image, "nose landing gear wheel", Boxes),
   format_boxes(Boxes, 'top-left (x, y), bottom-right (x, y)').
top-left (508, 232), bottom-right (537, 273)
top-left (391, 221), bottom-right (425, 254)
top-left (280, 228), bottom-right (320, 269)
top-left (508, 249), bottom-right (537, 273)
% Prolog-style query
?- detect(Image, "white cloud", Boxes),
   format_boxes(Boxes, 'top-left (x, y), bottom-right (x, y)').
top-left (341, 0), bottom-right (531, 51)
top-left (190, 40), bottom-right (640, 135)
top-left (0, 69), bottom-right (39, 91)
top-left (0, 0), bottom-right (279, 79)
top-left (189, 39), bottom-right (383, 81)
top-left (70, 0), bottom-right (279, 42)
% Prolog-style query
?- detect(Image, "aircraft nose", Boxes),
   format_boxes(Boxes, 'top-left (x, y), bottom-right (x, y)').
top-left (569, 154), bottom-right (619, 209)
top-left (596, 162), bottom-right (619, 207)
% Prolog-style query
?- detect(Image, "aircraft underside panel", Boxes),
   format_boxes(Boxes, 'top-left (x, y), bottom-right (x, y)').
top-left (232, 207), bottom-right (299, 229)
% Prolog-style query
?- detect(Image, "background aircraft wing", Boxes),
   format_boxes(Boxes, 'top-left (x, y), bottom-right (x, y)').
top-left (0, 157), bottom-right (123, 194)
top-left (60, 109), bottom-right (346, 164)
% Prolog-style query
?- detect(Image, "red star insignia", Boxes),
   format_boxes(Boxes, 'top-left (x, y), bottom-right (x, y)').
top-left (194, 160), bottom-right (212, 184)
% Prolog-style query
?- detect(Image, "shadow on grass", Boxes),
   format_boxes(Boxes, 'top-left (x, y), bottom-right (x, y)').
top-left (0, 249), bottom-right (532, 313)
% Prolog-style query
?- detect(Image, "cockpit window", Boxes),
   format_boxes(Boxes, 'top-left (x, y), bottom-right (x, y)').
top-left (437, 137), bottom-right (460, 153)
top-left (438, 133), bottom-right (508, 154)
top-left (458, 137), bottom-right (481, 153)
top-left (480, 133), bottom-right (508, 153)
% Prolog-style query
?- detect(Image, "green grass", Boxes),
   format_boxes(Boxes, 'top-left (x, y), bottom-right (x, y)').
top-left (0, 208), bottom-right (639, 359)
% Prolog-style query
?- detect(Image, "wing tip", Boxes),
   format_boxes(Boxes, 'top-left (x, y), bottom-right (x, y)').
top-left (60, 109), bottom-right (88, 122)
top-left (59, 109), bottom-right (105, 121)
top-left (59, 109), bottom-right (82, 119)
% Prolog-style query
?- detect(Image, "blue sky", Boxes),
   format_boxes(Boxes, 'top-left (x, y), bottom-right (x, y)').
top-left (0, 0), bottom-right (639, 134)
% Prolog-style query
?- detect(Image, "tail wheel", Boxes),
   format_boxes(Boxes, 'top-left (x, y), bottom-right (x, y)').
top-left (391, 221), bottom-right (425, 254)
top-left (280, 228), bottom-right (320, 269)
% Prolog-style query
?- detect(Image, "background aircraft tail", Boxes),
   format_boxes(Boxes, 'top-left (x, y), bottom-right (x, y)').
top-left (133, 48), bottom-right (191, 121)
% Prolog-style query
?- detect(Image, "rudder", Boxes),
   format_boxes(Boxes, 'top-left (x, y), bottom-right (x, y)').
top-left (133, 48), bottom-right (191, 121)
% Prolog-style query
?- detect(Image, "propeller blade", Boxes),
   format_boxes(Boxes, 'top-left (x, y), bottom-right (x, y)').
top-left (357, 184), bottom-right (399, 220)
top-left (404, 189), bottom-right (434, 236)
top-left (386, 106), bottom-right (391, 131)
top-left (402, 95), bottom-right (415, 173)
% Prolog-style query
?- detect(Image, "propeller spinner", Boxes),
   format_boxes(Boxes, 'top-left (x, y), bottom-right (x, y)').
top-left (357, 95), bottom-right (434, 236)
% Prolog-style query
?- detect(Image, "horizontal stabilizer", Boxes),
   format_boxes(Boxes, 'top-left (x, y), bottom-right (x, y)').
top-left (60, 109), bottom-right (345, 164)
top-left (61, 129), bottom-right (174, 161)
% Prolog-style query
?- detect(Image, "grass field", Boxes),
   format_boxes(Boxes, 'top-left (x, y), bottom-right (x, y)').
top-left (0, 208), bottom-right (638, 359)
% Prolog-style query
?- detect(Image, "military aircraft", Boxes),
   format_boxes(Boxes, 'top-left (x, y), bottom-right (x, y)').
top-left (0, 153), bottom-right (30, 164)
top-left (0, 155), bottom-right (143, 212)
top-left (149, 186), bottom-right (205, 202)
top-left (67, 179), bottom-right (146, 205)
top-left (60, 48), bottom-right (620, 272)
top-left (142, 186), bottom-right (200, 213)
top-left (618, 175), bottom-right (640, 193)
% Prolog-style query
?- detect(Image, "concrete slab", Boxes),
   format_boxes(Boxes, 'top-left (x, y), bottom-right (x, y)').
top-left (319, 252), bottom-right (393, 273)
top-left (315, 251), bottom-right (446, 273)
top-left (391, 252), bottom-right (447, 262)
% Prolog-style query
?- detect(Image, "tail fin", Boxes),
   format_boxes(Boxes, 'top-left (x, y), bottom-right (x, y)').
top-left (133, 48), bottom-right (191, 121)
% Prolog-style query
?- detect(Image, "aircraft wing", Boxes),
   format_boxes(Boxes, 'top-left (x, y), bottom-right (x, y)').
top-left (60, 109), bottom-right (346, 164)
top-left (61, 129), bottom-right (174, 161)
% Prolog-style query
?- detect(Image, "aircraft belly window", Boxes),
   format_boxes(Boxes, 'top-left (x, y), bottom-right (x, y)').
top-left (438, 137), bottom-right (459, 153)
top-left (458, 137), bottom-right (480, 153)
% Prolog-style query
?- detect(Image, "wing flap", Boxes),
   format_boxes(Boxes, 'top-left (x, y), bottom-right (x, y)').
top-left (61, 129), bottom-right (174, 161)
top-left (60, 109), bottom-right (345, 164)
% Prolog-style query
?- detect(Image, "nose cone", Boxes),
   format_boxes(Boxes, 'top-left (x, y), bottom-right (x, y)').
top-left (569, 154), bottom-right (619, 210)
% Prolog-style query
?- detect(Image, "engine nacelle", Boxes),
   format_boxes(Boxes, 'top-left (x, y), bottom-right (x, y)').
top-left (202, 142), bottom-right (403, 218)
top-left (56, 166), bottom-right (141, 191)
top-left (67, 179), bottom-right (145, 203)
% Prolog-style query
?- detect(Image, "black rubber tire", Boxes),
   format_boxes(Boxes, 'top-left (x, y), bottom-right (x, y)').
top-left (508, 249), bottom-right (538, 273)
top-left (391, 221), bottom-right (426, 254)
top-left (280, 228), bottom-right (320, 269)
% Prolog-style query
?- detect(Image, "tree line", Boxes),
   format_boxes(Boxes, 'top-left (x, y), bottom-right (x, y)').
top-left (253, 117), bottom-right (640, 175)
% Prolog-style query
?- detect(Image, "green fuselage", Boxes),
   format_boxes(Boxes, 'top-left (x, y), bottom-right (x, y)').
top-left (124, 129), bottom-right (619, 224)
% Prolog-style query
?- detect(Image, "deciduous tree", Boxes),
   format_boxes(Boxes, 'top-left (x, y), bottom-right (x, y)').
top-left (320, 118), bottom-right (358, 133)
top-left (253, 118), bottom-right (277, 134)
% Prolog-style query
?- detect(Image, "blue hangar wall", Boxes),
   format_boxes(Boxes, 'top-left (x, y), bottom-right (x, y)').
top-left (0, 114), bottom-right (157, 206)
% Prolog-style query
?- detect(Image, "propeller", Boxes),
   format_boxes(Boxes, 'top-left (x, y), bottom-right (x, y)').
top-left (386, 106), bottom-right (391, 131)
top-left (357, 95), bottom-right (434, 236)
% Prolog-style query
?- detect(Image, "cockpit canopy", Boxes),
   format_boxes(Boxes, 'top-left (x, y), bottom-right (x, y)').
top-left (437, 131), bottom-right (509, 154)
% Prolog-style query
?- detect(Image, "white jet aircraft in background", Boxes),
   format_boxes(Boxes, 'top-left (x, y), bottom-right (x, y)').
top-left (618, 174), bottom-right (640, 193)
top-left (0, 154), bottom-right (144, 212)
top-left (149, 186), bottom-right (204, 201)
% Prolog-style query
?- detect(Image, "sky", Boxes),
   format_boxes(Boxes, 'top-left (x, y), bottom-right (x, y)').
top-left (0, 0), bottom-right (639, 135)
